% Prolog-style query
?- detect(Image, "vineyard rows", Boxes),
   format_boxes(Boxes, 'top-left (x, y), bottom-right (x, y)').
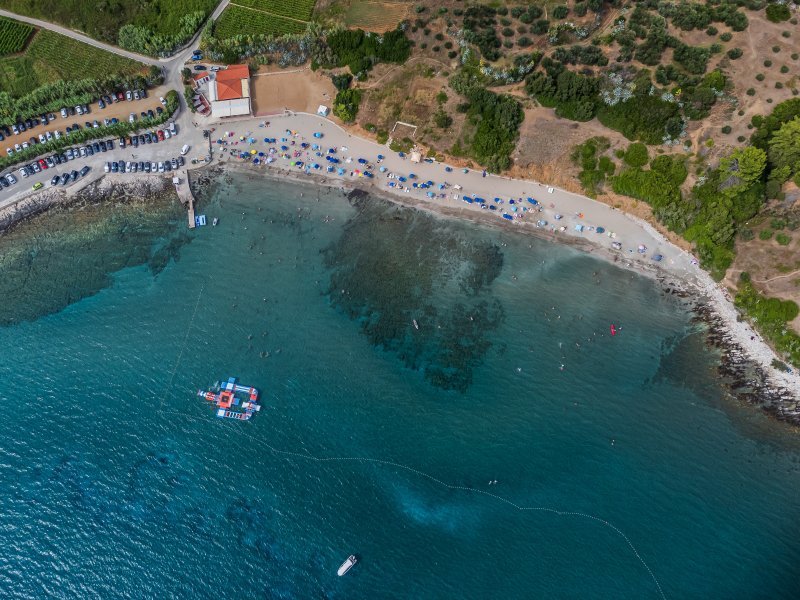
top-left (215, 5), bottom-right (307, 38)
top-left (0, 17), bottom-right (33, 57)
top-left (230, 0), bottom-right (316, 22)
top-left (0, 30), bottom-right (142, 97)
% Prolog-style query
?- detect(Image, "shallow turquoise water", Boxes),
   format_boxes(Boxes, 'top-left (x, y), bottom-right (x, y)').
top-left (0, 174), bottom-right (799, 599)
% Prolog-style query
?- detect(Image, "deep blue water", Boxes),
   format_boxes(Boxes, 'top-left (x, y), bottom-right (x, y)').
top-left (0, 174), bottom-right (799, 599)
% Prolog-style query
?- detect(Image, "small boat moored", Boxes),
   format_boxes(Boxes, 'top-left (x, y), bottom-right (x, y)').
top-left (338, 555), bottom-right (357, 576)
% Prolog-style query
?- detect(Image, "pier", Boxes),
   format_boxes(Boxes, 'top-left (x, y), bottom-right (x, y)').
top-left (173, 171), bottom-right (195, 228)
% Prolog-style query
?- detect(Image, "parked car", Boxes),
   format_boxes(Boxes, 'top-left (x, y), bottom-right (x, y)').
top-left (59, 173), bottom-right (69, 185)
top-left (107, 139), bottom-right (115, 150)
top-left (131, 136), bottom-right (138, 148)
top-left (70, 169), bottom-right (78, 181)
top-left (38, 158), bottom-right (48, 170)
top-left (156, 107), bottom-right (163, 116)
top-left (138, 161), bottom-right (145, 171)
top-left (139, 89), bottom-right (147, 99)
top-left (104, 162), bottom-right (110, 173)
top-left (163, 130), bottom-right (171, 139)
top-left (45, 131), bottom-right (53, 141)
top-left (125, 90), bottom-right (132, 101)
top-left (129, 113), bottom-right (136, 123)
top-left (158, 162), bottom-right (165, 173)
top-left (170, 158), bottom-right (178, 169)
top-left (52, 154), bottom-right (61, 165)
top-left (45, 156), bottom-right (55, 168)
top-left (79, 165), bottom-right (90, 177)
top-left (54, 130), bottom-right (61, 139)
top-left (82, 105), bottom-right (89, 114)
top-left (181, 144), bottom-right (190, 155)
top-left (86, 145), bottom-right (94, 156)
top-left (103, 118), bottom-right (111, 126)
top-left (210, 65), bottom-right (220, 72)
top-left (33, 181), bottom-right (43, 190)
top-left (98, 99), bottom-right (105, 109)
top-left (147, 109), bottom-right (155, 119)
top-left (99, 140), bottom-right (107, 152)
top-left (150, 162), bottom-right (157, 172)
top-left (76, 105), bottom-right (83, 115)
top-left (111, 162), bottom-right (119, 173)
top-left (18, 167), bottom-right (28, 178)
top-left (79, 147), bottom-right (87, 157)
top-left (119, 137), bottom-right (126, 149)
top-left (5, 148), bottom-right (12, 156)
top-left (92, 142), bottom-right (100, 153)
top-left (133, 90), bottom-right (140, 100)
top-left (38, 133), bottom-right (46, 143)
top-left (159, 96), bottom-right (166, 106)
top-left (92, 120), bottom-right (99, 128)
top-left (6, 173), bottom-right (17, 184)
top-left (0, 177), bottom-right (8, 189)
top-left (50, 175), bottom-right (59, 186)
top-left (144, 162), bottom-right (151, 173)
top-left (111, 117), bottom-right (118, 125)
top-left (168, 121), bottom-right (176, 134)
top-left (30, 162), bottom-right (40, 173)
top-left (60, 107), bottom-right (68, 118)
top-left (157, 130), bottom-right (165, 142)
top-left (194, 65), bottom-right (207, 71)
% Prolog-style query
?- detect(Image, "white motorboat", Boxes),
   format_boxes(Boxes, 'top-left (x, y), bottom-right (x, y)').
top-left (337, 555), bottom-right (357, 576)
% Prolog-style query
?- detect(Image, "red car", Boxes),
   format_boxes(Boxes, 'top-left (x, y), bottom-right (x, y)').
top-left (117, 92), bottom-right (124, 102)
top-left (38, 158), bottom-right (48, 169)
top-left (157, 129), bottom-right (165, 141)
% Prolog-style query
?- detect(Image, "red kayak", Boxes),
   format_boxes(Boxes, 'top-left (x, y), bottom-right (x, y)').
top-left (610, 324), bottom-right (617, 336)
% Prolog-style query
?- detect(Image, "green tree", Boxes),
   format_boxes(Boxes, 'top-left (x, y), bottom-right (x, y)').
top-left (333, 89), bottom-right (362, 123)
top-left (768, 116), bottom-right (800, 177)
top-left (719, 146), bottom-right (767, 194)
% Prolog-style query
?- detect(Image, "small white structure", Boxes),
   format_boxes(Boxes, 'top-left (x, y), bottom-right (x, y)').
top-left (317, 105), bottom-right (329, 117)
top-left (410, 151), bottom-right (422, 163)
top-left (172, 176), bottom-right (181, 185)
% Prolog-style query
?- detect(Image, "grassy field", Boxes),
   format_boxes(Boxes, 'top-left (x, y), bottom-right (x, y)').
top-left (0, 15), bottom-right (31, 56)
top-left (232, 0), bottom-right (316, 21)
top-left (343, 1), bottom-right (411, 32)
top-left (0, 29), bottom-right (143, 97)
top-left (214, 3), bottom-right (309, 38)
top-left (0, 0), bottom-right (218, 45)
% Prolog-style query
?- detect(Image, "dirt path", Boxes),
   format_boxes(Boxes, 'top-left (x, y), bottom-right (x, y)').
top-left (360, 56), bottom-right (451, 90)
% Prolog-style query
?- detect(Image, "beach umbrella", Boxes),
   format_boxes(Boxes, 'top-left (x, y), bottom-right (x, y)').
top-left (379, 166), bottom-right (387, 172)
top-left (399, 176), bottom-right (407, 182)
top-left (377, 154), bottom-right (384, 160)
top-left (250, 149), bottom-right (256, 155)
top-left (427, 191), bottom-right (435, 198)
top-left (596, 227), bottom-right (605, 234)
top-left (398, 152), bottom-right (405, 158)
top-left (388, 181), bottom-right (396, 187)
top-left (258, 152), bottom-right (264, 157)
top-left (463, 168), bottom-right (468, 174)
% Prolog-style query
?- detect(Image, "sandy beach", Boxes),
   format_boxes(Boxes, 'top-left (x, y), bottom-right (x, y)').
top-left (195, 111), bottom-right (800, 400)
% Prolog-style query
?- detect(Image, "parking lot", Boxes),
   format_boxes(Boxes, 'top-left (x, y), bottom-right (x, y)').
top-left (0, 119), bottom-right (192, 197)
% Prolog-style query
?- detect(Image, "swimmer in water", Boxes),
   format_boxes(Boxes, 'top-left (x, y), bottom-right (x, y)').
top-left (559, 364), bottom-right (565, 371)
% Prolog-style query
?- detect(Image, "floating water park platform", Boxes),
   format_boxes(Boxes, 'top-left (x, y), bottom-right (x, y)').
top-left (198, 377), bottom-right (261, 420)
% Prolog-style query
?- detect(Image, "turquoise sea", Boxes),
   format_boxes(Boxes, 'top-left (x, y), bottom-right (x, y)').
top-left (0, 172), bottom-right (799, 599)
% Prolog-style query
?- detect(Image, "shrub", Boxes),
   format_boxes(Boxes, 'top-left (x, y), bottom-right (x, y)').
top-left (376, 130), bottom-right (388, 144)
top-left (772, 45), bottom-right (781, 53)
top-left (776, 82), bottom-right (784, 89)
top-left (766, 4), bottom-right (791, 23)
top-left (502, 27), bottom-right (514, 37)
top-left (793, 53), bottom-right (799, 60)
top-left (756, 73), bottom-right (765, 81)
top-left (727, 48), bottom-right (743, 60)
top-left (776, 233), bottom-right (792, 245)
top-left (764, 59), bottom-right (772, 68)
top-left (331, 73), bottom-right (353, 91)
top-left (552, 5), bottom-right (570, 19)
top-left (517, 25), bottom-right (527, 34)
top-left (444, 41), bottom-right (453, 49)
top-left (333, 88), bottom-right (362, 122)
top-left (720, 32), bottom-right (732, 42)
top-left (502, 41), bottom-right (512, 49)
top-left (435, 33), bottom-right (444, 41)
top-left (738, 135), bottom-right (746, 142)
top-left (434, 108), bottom-right (453, 128)
top-left (722, 125), bottom-right (732, 134)
top-left (500, 17), bottom-right (512, 27)
top-left (420, 42), bottom-right (427, 49)
top-left (575, 2), bottom-right (588, 17)
top-left (782, 31), bottom-right (791, 38)
top-left (448, 50), bottom-right (458, 58)
top-left (739, 229), bottom-right (754, 241)
top-left (706, 26), bottom-right (718, 36)
top-left (531, 19), bottom-right (550, 35)
top-left (759, 228), bottom-right (774, 240)
top-left (517, 36), bottom-right (532, 47)
top-left (746, 88), bottom-right (756, 96)
top-left (624, 142), bottom-right (649, 167)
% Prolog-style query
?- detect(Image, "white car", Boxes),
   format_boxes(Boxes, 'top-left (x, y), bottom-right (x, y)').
top-left (129, 113), bottom-right (136, 123)
top-left (45, 131), bottom-right (53, 141)
top-left (180, 144), bottom-right (190, 155)
top-left (79, 146), bottom-right (87, 157)
top-left (6, 148), bottom-right (12, 156)
top-left (6, 173), bottom-right (17, 184)
top-left (168, 121), bottom-right (176, 134)
top-left (54, 130), bottom-right (61, 139)
top-left (158, 162), bottom-right (165, 173)
top-left (60, 107), bottom-right (68, 118)
top-left (19, 167), bottom-right (28, 178)
top-left (21, 141), bottom-right (29, 149)
top-left (14, 143), bottom-right (21, 152)
top-left (125, 90), bottom-right (132, 101)
top-left (151, 161), bottom-right (157, 172)
top-left (75, 105), bottom-right (83, 115)
top-left (210, 66), bottom-right (220, 72)
top-left (159, 96), bottom-right (166, 106)
top-left (125, 161), bottom-right (132, 172)
top-left (38, 133), bottom-right (46, 143)
top-left (163, 129), bottom-right (171, 139)
top-left (104, 162), bottom-right (110, 172)
top-left (133, 90), bottom-right (140, 100)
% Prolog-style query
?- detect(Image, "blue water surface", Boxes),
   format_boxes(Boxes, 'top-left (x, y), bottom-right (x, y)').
top-left (0, 174), bottom-right (798, 599)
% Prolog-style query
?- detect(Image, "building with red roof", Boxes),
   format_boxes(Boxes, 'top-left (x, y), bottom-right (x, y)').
top-left (208, 64), bottom-right (251, 118)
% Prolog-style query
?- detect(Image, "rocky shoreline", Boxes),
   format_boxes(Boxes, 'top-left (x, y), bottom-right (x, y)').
top-left (0, 175), bottom-right (179, 235)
